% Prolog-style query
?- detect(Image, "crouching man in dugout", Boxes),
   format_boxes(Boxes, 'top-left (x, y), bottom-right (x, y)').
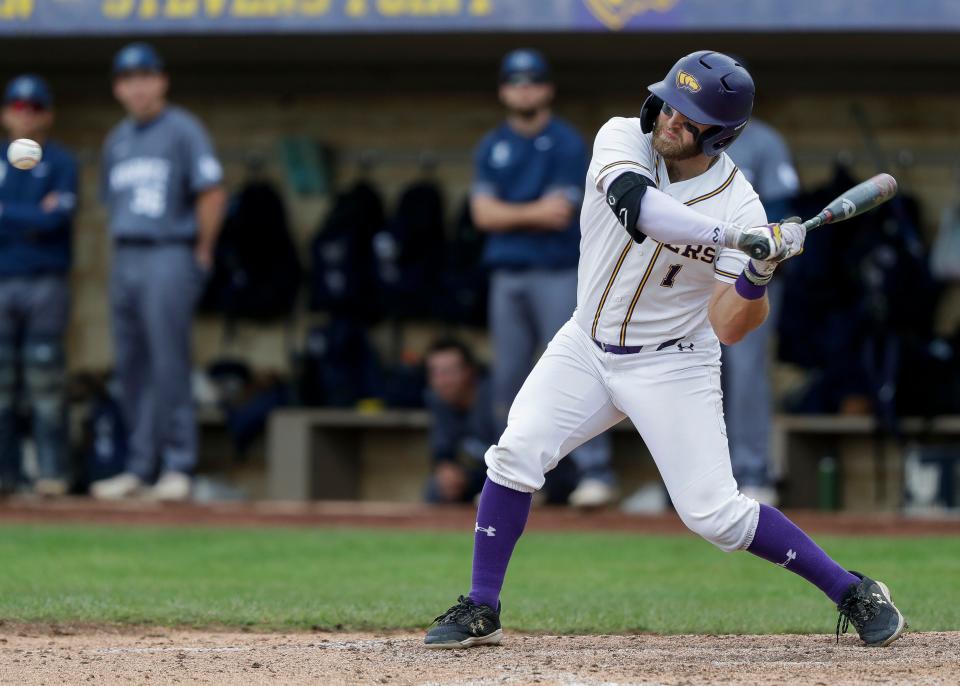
top-left (424, 338), bottom-right (578, 505)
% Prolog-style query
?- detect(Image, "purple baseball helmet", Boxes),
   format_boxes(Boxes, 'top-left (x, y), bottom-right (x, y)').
top-left (640, 50), bottom-right (754, 157)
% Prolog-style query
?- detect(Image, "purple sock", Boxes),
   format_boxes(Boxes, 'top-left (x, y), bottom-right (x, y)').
top-left (468, 479), bottom-right (532, 610)
top-left (747, 504), bottom-right (860, 604)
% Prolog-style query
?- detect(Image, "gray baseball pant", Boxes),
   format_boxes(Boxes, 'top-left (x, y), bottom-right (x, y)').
top-left (110, 243), bottom-right (205, 480)
top-left (490, 267), bottom-right (614, 484)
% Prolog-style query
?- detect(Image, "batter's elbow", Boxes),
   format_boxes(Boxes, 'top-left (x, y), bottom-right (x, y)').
top-left (713, 324), bottom-right (745, 346)
top-left (719, 335), bottom-right (740, 346)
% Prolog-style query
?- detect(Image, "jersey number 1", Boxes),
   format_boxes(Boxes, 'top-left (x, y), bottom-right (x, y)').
top-left (661, 264), bottom-right (683, 288)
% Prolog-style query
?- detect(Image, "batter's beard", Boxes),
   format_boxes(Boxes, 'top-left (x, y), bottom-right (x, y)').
top-left (652, 120), bottom-right (701, 160)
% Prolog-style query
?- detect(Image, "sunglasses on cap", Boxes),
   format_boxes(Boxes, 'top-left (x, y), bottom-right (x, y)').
top-left (8, 100), bottom-right (47, 113)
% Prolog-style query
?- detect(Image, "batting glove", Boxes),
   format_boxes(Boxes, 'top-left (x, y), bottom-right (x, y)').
top-left (725, 218), bottom-right (805, 262)
top-left (777, 217), bottom-right (806, 261)
top-left (741, 217), bottom-right (805, 286)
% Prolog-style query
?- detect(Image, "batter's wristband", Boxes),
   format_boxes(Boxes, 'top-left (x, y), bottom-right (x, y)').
top-left (735, 271), bottom-right (767, 300)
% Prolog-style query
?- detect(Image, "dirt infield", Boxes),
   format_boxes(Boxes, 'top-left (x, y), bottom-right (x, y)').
top-left (2, 497), bottom-right (960, 536)
top-left (3, 500), bottom-right (958, 684)
top-left (1, 626), bottom-right (957, 685)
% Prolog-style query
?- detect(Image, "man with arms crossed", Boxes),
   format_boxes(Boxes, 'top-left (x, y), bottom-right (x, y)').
top-left (0, 75), bottom-right (77, 496)
top-left (473, 49), bottom-right (617, 506)
top-left (425, 51), bottom-right (906, 649)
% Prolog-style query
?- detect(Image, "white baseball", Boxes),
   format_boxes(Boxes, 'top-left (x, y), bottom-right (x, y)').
top-left (7, 138), bottom-right (43, 171)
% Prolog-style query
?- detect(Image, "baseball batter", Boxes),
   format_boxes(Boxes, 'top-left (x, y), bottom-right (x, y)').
top-left (426, 51), bottom-right (906, 649)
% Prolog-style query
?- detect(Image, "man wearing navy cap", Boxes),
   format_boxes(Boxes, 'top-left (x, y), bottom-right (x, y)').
top-left (0, 75), bottom-right (77, 496)
top-left (90, 43), bottom-right (226, 501)
top-left (471, 48), bottom-right (616, 507)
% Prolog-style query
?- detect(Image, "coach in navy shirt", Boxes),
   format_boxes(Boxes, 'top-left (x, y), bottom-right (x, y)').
top-left (0, 75), bottom-right (77, 496)
top-left (471, 49), bottom-right (615, 507)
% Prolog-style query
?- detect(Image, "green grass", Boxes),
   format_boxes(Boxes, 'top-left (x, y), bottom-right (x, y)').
top-left (1, 524), bottom-right (957, 634)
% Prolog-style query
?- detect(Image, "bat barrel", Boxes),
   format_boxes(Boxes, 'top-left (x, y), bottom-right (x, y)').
top-left (870, 172), bottom-right (899, 198)
top-left (805, 173), bottom-right (898, 233)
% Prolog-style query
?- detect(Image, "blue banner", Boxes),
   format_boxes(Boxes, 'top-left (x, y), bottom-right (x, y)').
top-left (1, 0), bottom-right (958, 36)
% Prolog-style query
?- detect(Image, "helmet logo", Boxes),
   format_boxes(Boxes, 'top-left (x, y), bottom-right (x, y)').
top-left (676, 70), bottom-right (701, 93)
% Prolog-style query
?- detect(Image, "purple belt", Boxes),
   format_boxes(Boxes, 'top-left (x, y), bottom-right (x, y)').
top-left (592, 337), bottom-right (684, 355)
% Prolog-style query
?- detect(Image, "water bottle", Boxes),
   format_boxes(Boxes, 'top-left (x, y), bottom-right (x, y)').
top-left (818, 455), bottom-right (839, 511)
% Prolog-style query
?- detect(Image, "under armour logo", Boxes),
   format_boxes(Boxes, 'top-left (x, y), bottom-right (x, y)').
top-left (475, 523), bottom-right (496, 537)
top-left (677, 342), bottom-right (694, 351)
top-left (777, 549), bottom-right (797, 567)
top-left (872, 592), bottom-right (888, 605)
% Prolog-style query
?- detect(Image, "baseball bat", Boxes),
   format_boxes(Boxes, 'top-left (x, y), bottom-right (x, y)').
top-left (801, 172), bottom-right (899, 232)
top-left (741, 173), bottom-right (899, 259)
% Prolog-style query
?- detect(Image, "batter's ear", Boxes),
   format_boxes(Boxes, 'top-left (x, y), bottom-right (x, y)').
top-left (640, 94), bottom-right (663, 134)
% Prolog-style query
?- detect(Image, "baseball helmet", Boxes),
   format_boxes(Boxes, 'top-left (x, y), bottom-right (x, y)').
top-left (640, 50), bottom-right (754, 156)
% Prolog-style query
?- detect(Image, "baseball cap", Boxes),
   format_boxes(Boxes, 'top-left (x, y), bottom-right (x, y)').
top-left (499, 48), bottom-right (551, 85)
top-left (112, 42), bottom-right (165, 76)
top-left (3, 74), bottom-right (52, 109)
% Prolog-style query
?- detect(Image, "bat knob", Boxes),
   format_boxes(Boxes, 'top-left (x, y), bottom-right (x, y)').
top-left (737, 233), bottom-right (772, 261)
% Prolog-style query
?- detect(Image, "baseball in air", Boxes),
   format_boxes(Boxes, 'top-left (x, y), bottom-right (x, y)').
top-left (6, 138), bottom-right (42, 170)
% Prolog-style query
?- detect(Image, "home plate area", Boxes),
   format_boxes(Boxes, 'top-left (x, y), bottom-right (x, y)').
top-left (2, 628), bottom-right (957, 685)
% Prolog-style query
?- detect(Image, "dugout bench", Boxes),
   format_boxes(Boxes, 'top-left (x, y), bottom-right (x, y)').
top-left (267, 409), bottom-right (432, 501)
top-left (265, 409), bottom-right (658, 502)
top-left (266, 408), bottom-right (960, 510)
top-left (773, 414), bottom-right (960, 511)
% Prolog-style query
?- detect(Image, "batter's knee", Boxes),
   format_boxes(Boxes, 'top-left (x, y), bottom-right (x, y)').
top-left (484, 418), bottom-right (563, 493)
top-left (675, 491), bottom-right (759, 552)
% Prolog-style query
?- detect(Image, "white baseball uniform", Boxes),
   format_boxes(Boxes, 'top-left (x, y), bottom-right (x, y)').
top-left (484, 116), bottom-right (769, 552)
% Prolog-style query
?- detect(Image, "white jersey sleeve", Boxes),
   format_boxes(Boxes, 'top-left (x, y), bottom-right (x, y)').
top-left (713, 186), bottom-right (768, 283)
top-left (588, 117), bottom-right (657, 192)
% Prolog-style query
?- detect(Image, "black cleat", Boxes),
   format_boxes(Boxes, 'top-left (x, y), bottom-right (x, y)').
top-left (836, 571), bottom-right (907, 647)
top-left (424, 595), bottom-right (503, 649)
